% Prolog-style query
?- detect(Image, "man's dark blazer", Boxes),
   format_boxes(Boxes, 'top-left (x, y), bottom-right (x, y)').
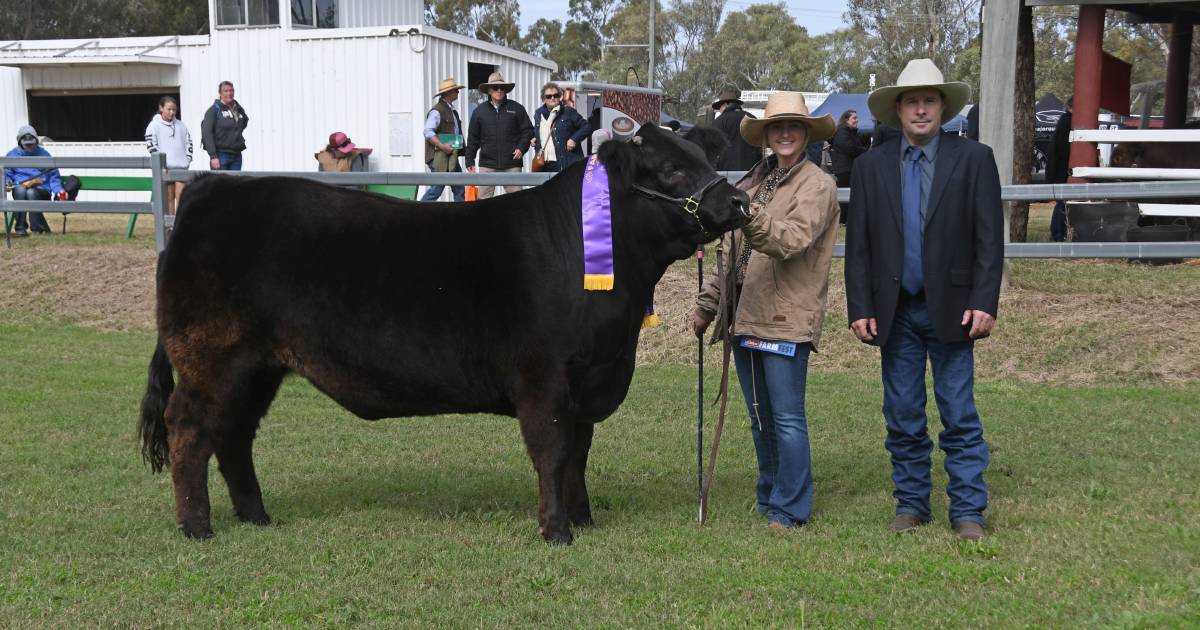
top-left (845, 131), bottom-right (1004, 347)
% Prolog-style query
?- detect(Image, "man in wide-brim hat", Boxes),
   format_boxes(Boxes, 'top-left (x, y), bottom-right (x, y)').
top-left (463, 71), bottom-right (533, 198)
top-left (844, 58), bottom-right (1003, 543)
top-left (421, 77), bottom-right (468, 201)
top-left (711, 85), bottom-right (760, 172)
top-left (693, 92), bottom-right (841, 531)
top-left (476, 71), bottom-right (515, 93)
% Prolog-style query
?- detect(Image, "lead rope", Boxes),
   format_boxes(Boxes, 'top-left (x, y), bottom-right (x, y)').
top-left (699, 233), bottom-right (739, 525)
top-left (696, 246), bottom-right (704, 524)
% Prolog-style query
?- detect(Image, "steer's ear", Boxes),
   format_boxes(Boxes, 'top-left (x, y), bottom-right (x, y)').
top-left (681, 125), bottom-right (729, 168)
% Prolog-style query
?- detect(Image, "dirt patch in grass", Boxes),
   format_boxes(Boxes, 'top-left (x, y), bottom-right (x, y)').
top-left (639, 256), bottom-right (1200, 385)
top-left (0, 245), bottom-right (156, 331)
top-left (3, 236), bottom-right (1196, 385)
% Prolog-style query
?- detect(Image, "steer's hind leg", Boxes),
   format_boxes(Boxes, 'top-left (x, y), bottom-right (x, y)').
top-left (164, 383), bottom-right (218, 539)
top-left (563, 421), bottom-right (595, 528)
top-left (215, 366), bottom-right (285, 527)
top-left (516, 400), bottom-right (574, 545)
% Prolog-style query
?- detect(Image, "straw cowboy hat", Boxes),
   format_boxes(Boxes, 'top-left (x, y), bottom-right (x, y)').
top-left (477, 71), bottom-right (515, 93)
top-left (739, 92), bottom-right (835, 147)
top-left (711, 86), bottom-right (743, 110)
top-left (434, 77), bottom-right (465, 98)
top-left (867, 58), bottom-right (971, 128)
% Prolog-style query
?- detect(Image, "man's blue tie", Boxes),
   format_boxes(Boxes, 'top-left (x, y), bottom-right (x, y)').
top-left (901, 147), bottom-right (924, 295)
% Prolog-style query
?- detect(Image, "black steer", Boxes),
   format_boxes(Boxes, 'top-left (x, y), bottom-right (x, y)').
top-left (139, 124), bottom-right (750, 544)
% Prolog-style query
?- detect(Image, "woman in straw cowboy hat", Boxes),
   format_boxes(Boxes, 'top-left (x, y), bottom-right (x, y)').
top-left (693, 92), bottom-right (841, 530)
top-left (463, 71), bottom-right (534, 199)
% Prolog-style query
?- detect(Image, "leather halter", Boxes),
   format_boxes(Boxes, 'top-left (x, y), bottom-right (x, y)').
top-left (630, 176), bottom-right (748, 237)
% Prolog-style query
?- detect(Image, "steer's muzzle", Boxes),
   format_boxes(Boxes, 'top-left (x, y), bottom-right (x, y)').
top-left (732, 189), bottom-right (751, 220)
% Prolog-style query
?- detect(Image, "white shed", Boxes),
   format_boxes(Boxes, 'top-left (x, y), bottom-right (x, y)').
top-left (0, 0), bottom-right (555, 188)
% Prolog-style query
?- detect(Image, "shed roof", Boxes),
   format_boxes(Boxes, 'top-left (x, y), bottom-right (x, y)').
top-left (1025, 1), bottom-right (1200, 23)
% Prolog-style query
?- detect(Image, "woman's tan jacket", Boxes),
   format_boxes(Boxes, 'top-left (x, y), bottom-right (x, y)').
top-left (696, 157), bottom-right (840, 350)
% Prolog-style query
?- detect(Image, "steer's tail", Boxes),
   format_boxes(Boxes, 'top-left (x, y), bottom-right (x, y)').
top-left (139, 336), bottom-right (174, 473)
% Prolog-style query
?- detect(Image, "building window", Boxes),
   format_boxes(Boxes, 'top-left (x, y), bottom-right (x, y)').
top-left (28, 92), bottom-right (178, 142)
top-left (217, 0), bottom-right (280, 27)
top-left (291, 0), bottom-right (338, 28)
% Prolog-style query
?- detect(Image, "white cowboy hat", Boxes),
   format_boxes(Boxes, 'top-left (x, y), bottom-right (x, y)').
top-left (434, 77), bottom-right (465, 98)
top-left (739, 92), bottom-right (835, 147)
top-left (867, 58), bottom-right (971, 128)
top-left (477, 71), bottom-right (515, 93)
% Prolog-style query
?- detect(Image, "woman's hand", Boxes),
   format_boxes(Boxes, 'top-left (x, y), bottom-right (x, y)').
top-left (566, 139), bottom-right (577, 151)
top-left (691, 308), bottom-right (714, 338)
top-left (210, 157), bottom-right (221, 170)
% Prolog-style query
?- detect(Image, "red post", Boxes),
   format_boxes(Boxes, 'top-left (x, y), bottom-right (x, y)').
top-left (1068, 5), bottom-right (1105, 183)
top-left (1163, 17), bottom-right (1194, 128)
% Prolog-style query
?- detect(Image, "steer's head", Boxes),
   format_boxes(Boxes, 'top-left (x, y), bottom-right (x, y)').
top-left (599, 123), bottom-right (750, 250)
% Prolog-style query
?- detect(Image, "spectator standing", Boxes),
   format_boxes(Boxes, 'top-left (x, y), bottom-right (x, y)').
top-left (531, 81), bottom-right (590, 173)
top-left (830, 109), bottom-right (867, 190)
top-left (144, 96), bottom-right (193, 214)
top-left (711, 87), bottom-right (760, 172)
top-left (870, 119), bottom-right (900, 148)
top-left (421, 77), bottom-right (466, 202)
top-left (201, 81), bottom-right (249, 171)
top-left (693, 92), bottom-right (840, 530)
top-left (1044, 96), bottom-right (1073, 242)
top-left (845, 59), bottom-right (1003, 542)
top-left (5, 125), bottom-right (65, 235)
top-left (464, 72), bottom-right (534, 199)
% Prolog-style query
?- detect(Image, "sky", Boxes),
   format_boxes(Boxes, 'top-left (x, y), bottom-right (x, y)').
top-left (518, 0), bottom-right (852, 35)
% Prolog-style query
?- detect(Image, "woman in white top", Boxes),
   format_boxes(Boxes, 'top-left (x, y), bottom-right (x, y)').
top-left (144, 96), bottom-right (193, 214)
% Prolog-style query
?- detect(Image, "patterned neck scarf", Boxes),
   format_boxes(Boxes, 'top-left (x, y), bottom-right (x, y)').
top-left (737, 160), bottom-right (802, 283)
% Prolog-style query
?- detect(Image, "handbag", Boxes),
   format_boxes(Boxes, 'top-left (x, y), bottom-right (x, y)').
top-left (532, 110), bottom-right (558, 173)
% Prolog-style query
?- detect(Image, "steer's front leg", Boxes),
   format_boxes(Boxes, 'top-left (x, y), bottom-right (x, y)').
top-left (516, 402), bottom-right (574, 545)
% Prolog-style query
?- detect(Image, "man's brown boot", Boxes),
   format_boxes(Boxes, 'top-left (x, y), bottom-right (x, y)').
top-left (952, 520), bottom-right (985, 541)
top-left (890, 513), bottom-right (929, 533)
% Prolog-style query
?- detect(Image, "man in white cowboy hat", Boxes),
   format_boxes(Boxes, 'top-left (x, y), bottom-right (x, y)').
top-left (711, 85), bottom-right (760, 172)
top-left (844, 58), bottom-right (1003, 542)
top-left (693, 92), bottom-right (840, 530)
top-left (463, 71), bottom-right (534, 199)
top-left (421, 77), bottom-right (467, 202)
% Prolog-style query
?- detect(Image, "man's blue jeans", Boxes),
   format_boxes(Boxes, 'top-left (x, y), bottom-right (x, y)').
top-left (420, 161), bottom-right (465, 202)
top-left (10, 185), bottom-right (51, 233)
top-left (733, 341), bottom-right (814, 527)
top-left (217, 152), bottom-right (242, 171)
top-left (881, 293), bottom-right (989, 525)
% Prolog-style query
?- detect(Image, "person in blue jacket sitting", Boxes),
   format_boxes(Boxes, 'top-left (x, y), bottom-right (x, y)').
top-left (5, 125), bottom-right (66, 236)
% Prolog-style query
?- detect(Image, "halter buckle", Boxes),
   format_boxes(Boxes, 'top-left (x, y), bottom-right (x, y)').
top-left (683, 197), bottom-right (701, 216)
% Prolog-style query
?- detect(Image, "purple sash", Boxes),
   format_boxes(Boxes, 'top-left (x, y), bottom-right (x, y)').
top-left (580, 154), bottom-right (659, 328)
top-left (582, 155), bottom-right (615, 290)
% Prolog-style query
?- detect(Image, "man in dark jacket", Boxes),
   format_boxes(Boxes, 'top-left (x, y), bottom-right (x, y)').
top-left (711, 87), bottom-right (760, 172)
top-left (846, 59), bottom-right (1003, 543)
top-left (1044, 96), bottom-right (1072, 241)
top-left (464, 71), bottom-right (534, 199)
top-left (200, 81), bottom-right (249, 171)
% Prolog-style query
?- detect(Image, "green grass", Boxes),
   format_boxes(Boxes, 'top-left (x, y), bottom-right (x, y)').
top-left (2, 323), bottom-right (1197, 627)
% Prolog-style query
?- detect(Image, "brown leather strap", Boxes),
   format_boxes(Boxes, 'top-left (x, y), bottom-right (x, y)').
top-left (699, 233), bottom-right (739, 524)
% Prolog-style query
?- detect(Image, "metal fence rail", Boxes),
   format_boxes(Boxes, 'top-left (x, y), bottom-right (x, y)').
top-left (4, 156), bottom-right (1199, 258)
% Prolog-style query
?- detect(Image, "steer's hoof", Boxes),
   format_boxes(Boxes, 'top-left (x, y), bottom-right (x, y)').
top-left (235, 508), bottom-right (272, 527)
top-left (180, 520), bottom-right (214, 540)
top-left (541, 527), bottom-right (574, 546)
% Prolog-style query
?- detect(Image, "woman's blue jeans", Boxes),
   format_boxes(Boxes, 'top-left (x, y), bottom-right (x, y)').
top-left (10, 185), bottom-right (51, 233)
top-left (733, 341), bottom-right (814, 527)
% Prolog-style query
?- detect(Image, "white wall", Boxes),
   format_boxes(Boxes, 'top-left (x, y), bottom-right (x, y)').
top-left (0, 66), bottom-right (27, 140)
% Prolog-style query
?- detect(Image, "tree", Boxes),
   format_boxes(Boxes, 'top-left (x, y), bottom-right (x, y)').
top-left (1010, 3), bottom-right (1035, 242)
top-left (845, 0), bottom-right (981, 87)
top-left (815, 27), bottom-right (877, 92)
top-left (425, 0), bottom-right (520, 47)
top-left (519, 18), bottom-right (602, 80)
top-left (0, 0), bottom-right (209, 40)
